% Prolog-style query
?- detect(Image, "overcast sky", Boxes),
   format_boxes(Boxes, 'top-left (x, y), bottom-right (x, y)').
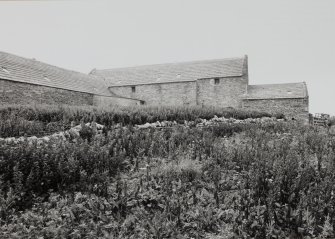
top-left (0, 0), bottom-right (334, 114)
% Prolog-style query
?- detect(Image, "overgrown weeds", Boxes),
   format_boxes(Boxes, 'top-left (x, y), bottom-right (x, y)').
top-left (0, 105), bottom-right (332, 238)
top-left (0, 104), bottom-right (282, 137)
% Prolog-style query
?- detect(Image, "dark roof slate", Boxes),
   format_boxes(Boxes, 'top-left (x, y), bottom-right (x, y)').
top-left (91, 57), bottom-right (246, 86)
top-left (243, 82), bottom-right (308, 100)
top-left (0, 51), bottom-right (111, 96)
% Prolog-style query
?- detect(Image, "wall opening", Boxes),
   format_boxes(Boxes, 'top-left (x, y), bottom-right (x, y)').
top-left (214, 78), bottom-right (220, 85)
top-left (131, 86), bottom-right (136, 93)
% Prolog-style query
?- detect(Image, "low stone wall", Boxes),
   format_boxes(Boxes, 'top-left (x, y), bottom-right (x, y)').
top-left (0, 79), bottom-right (94, 106)
top-left (242, 98), bottom-right (309, 122)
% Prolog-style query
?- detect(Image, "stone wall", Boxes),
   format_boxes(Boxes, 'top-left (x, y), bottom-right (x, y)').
top-left (108, 59), bottom-right (249, 108)
top-left (109, 81), bottom-right (197, 106)
top-left (0, 79), bottom-right (94, 106)
top-left (93, 95), bottom-right (142, 107)
top-left (109, 76), bottom-right (249, 108)
top-left (196, 76), bottom-right (248, 108)
top-left (242, 98), bottom-right (309, 121)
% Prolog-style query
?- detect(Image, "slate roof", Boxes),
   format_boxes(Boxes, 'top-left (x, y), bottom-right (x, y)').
top-left (90, 57), bottom-right (246, 86)
top-left (0, 51), bottom-right (111, 96)
top-left (243, 82), bottom-right (308, 100)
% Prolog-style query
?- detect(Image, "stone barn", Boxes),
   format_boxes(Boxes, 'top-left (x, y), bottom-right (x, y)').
top-left (0, 51), bottom-right (141, 107)
top-left (0, 51), bottom-right (309, 121)
top-left (91, 56), bottom-right (309, 121)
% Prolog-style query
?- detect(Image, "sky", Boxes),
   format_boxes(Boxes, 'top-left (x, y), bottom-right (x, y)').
top-left (0, 0), bottom-right (334, 114)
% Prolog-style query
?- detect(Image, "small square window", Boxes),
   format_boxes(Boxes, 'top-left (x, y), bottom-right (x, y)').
top-left (131, 86), bottom-right (136, 93)
top-left (214, 78), bottom-right (220, 85)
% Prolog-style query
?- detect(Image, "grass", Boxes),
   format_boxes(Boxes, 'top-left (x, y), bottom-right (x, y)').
top-left (1, 104), bottom-right (331, 238)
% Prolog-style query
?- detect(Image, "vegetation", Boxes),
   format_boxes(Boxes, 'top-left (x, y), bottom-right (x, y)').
top-left (0, 104), bottom-right (333, 238)
top-left (0, 104), bottom-right (282, 137)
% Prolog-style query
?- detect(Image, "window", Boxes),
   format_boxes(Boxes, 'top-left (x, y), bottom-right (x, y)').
top-left (140, 101), bottom-right (145, 105)
top-left (214, 78), bottom-right (220, 85)
top-left (131, 86), bottom-right (136, 93)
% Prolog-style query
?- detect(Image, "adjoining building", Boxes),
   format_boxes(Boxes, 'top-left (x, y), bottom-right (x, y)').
top-left (242, 83), bottom-right (309, 120)
top-left (0, 51), bottom-right (141, 107)
top-left (0, 51), bottom-right (309, 121)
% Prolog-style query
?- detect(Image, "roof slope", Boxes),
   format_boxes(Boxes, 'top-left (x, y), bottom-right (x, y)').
top-left (244, 82), bottom-right (308, 100)
top-left (91, 57), bottom-right (246, 86)
top-left (0, 51), bottom-right (111, 96)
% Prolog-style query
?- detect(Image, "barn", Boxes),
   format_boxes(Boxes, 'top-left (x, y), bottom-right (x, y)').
top-left (91, 56), bottom-right (309, 121)
top-left (0, 51), bottom-right (309, 121)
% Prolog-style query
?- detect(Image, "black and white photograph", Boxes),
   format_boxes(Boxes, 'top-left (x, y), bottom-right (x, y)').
top-left (0, 0), bottom-right (334, 238)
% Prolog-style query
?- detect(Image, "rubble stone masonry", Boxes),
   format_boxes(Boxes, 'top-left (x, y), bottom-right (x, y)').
top-left (196, 76), bottom-right (248, 108)
top-left (0, 79), bottom-right (141, 107)
top-left (109, 81), bottom-right (197, 106)
top-left (0, 79), bottom-right (93, 106)
top-left (242, 98), bottom-right (309, 121)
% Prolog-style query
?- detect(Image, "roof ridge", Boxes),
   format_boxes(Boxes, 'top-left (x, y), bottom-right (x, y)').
top-left (92, 56), bottom-right (246, 73)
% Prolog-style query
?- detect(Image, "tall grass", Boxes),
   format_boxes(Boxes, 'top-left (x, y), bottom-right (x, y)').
top-left (0, 104), bottom-right (282, 137)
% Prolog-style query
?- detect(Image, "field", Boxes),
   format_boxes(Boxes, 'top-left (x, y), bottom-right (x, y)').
top-left (0, 105), bottom-right (334, 238)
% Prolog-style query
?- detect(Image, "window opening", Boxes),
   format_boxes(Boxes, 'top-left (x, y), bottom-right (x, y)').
top-left (131, 86), bottom-right (136, 93)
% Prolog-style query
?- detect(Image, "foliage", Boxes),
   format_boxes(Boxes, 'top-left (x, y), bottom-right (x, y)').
top-left (0, 104), bottom-right (282, 137)
top-left (1, 105), bottom-right (333, 238)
